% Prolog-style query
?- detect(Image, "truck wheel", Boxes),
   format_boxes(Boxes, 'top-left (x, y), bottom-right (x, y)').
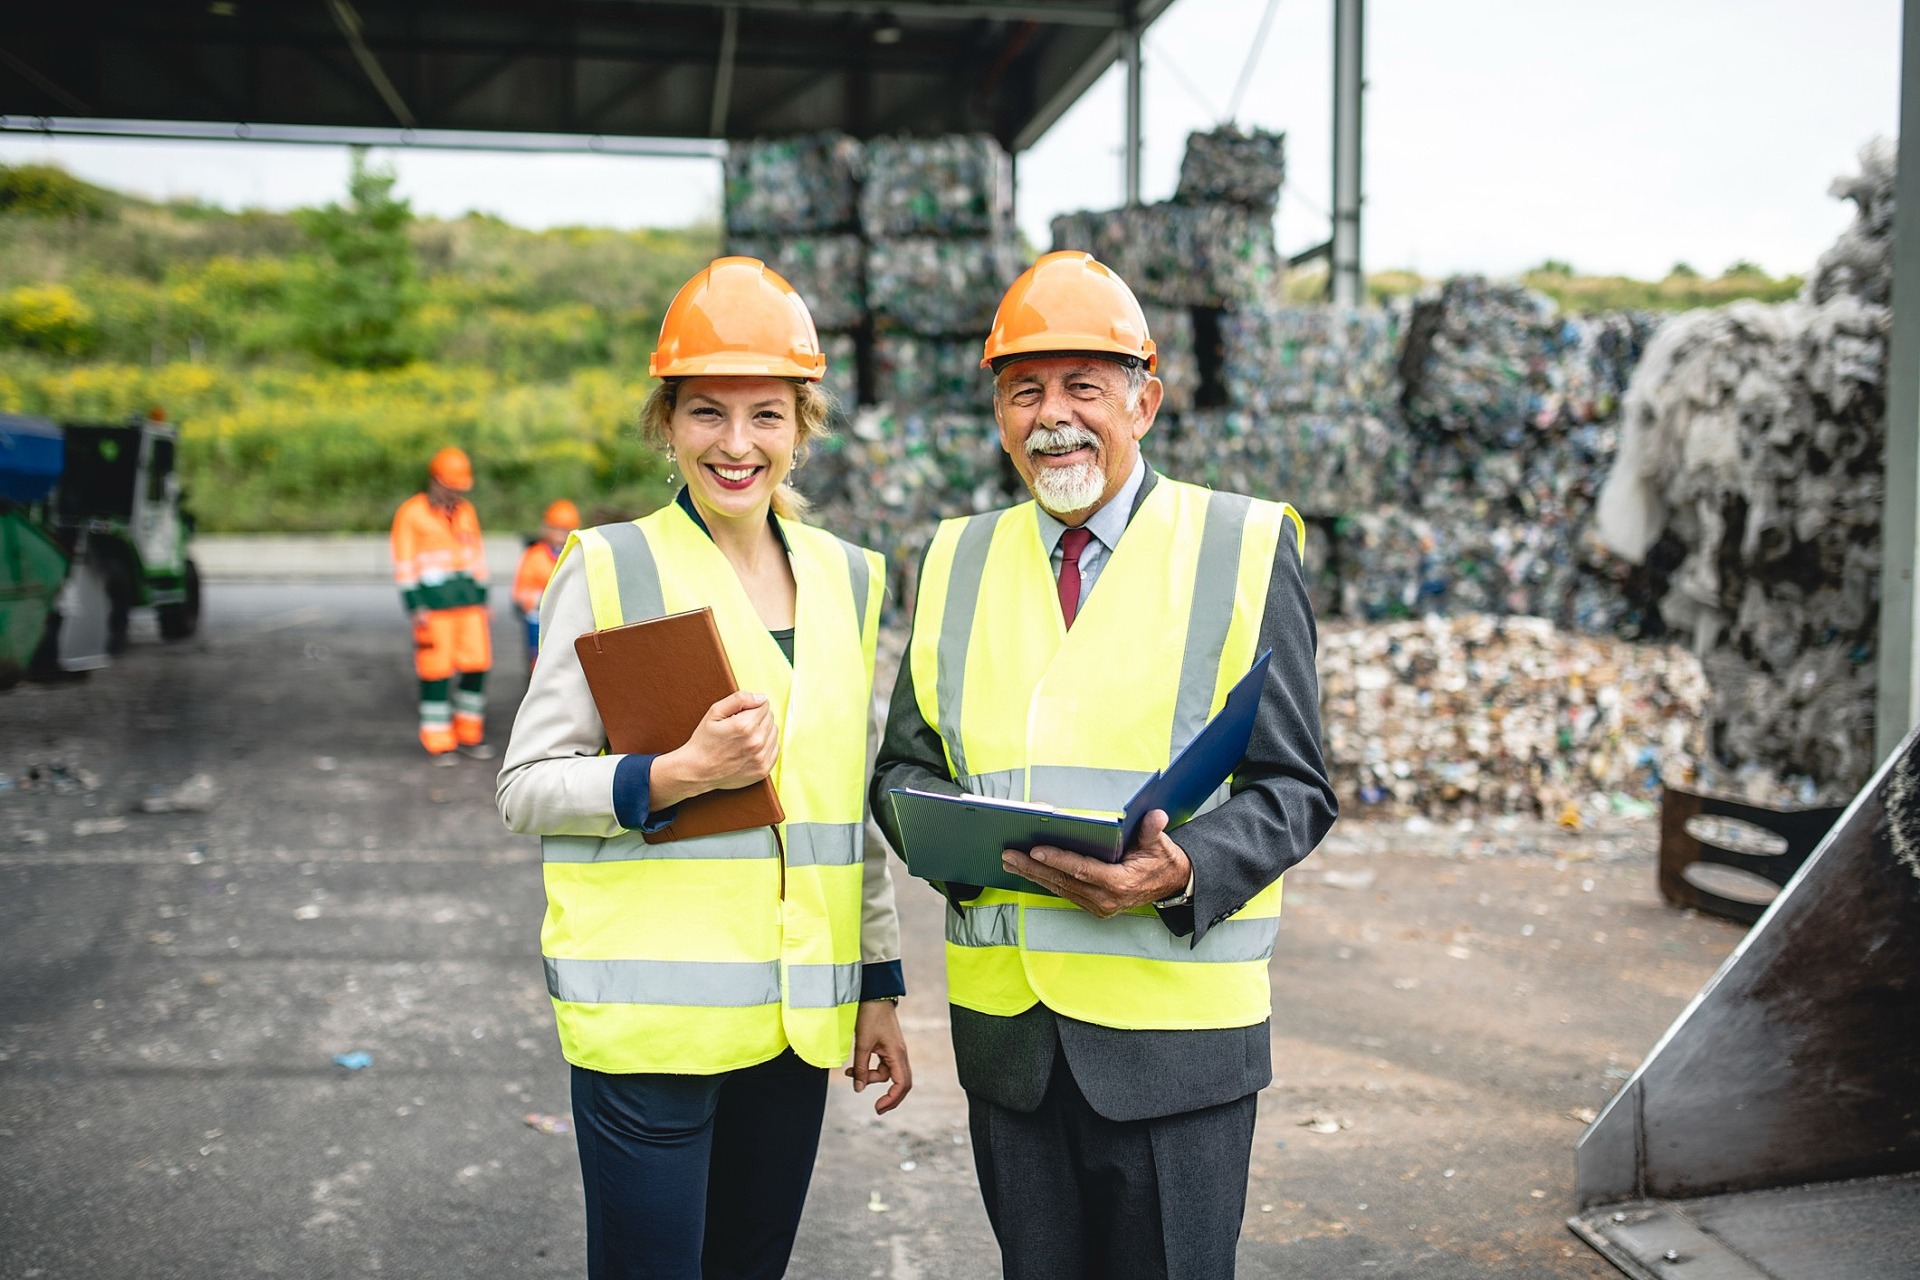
top-left (159, 559), bottom-right (201, 641)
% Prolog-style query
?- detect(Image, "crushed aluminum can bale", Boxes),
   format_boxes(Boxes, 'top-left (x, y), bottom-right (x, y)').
top-left (724, 132), bottom-right (863, 236)
top-left (870, 336), bottom-right (993, 414)
top-left (866, 236), bottom-right (1026, 337)
top-left (1174, 125), bottom-right (1286, 213)
top-left (859, 134), bottom-right (1013, 239)
top-left (1050, 202), bottom-right (1283, 310)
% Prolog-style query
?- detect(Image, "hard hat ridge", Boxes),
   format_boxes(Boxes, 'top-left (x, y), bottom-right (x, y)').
top-left (650, 256), bottom-right (828, 381)
top-left (980, 249), bottom-right (1158, 374)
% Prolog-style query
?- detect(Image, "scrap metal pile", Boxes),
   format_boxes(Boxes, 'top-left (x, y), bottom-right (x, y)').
top-left (1595, 143), bottom-right (1894, 799)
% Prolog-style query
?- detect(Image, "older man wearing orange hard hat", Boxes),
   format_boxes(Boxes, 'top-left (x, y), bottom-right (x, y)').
top-left (391, 446), bottom-right (494, 763)
top-left (512, 499), bottom-right (581, 667)
top-left (872, 251), bottom-right (1338, 1280)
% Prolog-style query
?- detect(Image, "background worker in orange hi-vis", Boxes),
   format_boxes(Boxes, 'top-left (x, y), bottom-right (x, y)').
top-left (391, 447), bottom-right (494, 764)
top-left (511, 499), bottom-right (580, 667)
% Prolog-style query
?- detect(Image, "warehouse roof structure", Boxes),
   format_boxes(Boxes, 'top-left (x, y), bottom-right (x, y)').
top-left (0, 0), bottom-right (1173, 153)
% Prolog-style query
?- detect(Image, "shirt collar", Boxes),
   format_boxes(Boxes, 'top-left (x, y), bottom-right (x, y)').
top-left (673, 484), bottom-right (790, 553)
top-left (1034, 454), bottom-right (1146, 557)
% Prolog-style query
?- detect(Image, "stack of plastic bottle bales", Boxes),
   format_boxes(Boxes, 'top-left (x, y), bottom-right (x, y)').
top-left (724, 132), bottom-right (1028, 610)
top-left (723, 133), bottom-right (866, 413)
top-left (857, 135), bottom-right (1024, 597)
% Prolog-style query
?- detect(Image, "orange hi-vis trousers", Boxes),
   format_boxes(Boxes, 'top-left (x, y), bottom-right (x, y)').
top-left (414, 606), bottom-right (491, 753)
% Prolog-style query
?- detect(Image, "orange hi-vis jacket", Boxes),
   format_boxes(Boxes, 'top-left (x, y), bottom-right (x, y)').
top-left (391, 493), bottom-right (488, 612)
top-left (512, 541), bottom-right (560, 615)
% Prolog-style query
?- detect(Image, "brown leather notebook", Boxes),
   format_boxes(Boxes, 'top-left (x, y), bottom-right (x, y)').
top-left (573, 606), bottom-right (784, 844)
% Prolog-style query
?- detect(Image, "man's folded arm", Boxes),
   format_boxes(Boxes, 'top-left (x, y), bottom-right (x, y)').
top-left (1162, 529), bottom-right (1339, 944)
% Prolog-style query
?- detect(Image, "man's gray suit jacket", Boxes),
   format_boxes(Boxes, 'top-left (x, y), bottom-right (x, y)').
top-left (870, 466), bottom-right (1340, 1124)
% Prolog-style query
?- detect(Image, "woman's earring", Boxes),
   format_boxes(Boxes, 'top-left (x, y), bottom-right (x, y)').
top-left (663, 448), bottom-right (677, 488)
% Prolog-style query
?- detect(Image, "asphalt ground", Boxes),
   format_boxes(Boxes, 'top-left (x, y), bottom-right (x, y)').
top-left (0, 583), bottom-right (1747, 1279)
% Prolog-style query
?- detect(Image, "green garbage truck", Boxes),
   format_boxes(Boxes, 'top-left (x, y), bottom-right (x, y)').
top-left (0, 410), bottom-right (200, 687)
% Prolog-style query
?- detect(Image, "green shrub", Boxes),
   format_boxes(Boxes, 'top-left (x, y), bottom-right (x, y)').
top-left (0, 164), bottom-right (111, 219)
top-left (0, 284), bottom-right (95, 354)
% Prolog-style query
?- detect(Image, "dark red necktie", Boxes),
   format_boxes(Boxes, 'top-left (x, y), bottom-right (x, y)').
top-left (1057, 527), bottom-right (1093, 629)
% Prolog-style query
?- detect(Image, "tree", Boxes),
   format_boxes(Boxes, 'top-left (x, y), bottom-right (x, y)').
top-left (1667, 261), bottom-right (1700, 279)
top-left (293, 148), bottom-right (420, 369)
top-left (1722, 259), bottom-right (1766, 278)
top-left (1531, 259), bottom-right (1575, 276)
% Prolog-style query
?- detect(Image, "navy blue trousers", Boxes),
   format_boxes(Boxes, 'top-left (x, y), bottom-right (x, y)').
top-left (570, 1050), bottom-right (829, 1280)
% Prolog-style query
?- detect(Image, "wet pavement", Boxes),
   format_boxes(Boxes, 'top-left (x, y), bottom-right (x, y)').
top-left (0, 584), bottom-right (1745, 1278)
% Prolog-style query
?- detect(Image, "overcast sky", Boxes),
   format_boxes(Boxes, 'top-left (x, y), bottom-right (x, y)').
top-left (0, 0), bottom-right (1900, 279)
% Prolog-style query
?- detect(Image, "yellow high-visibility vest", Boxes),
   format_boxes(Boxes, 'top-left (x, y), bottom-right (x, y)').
top-left (541, 501), bottom-right (883, 1073)
top-left (909, 477), bottom-right (1303, 1031)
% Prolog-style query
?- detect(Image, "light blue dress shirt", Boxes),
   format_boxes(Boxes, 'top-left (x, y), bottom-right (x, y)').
top-left (1033, 454), bottom-right (1147, 608)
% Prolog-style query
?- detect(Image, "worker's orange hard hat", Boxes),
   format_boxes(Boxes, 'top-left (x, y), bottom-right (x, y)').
top-left (980, 250), bottom-right (1158, 374)
top-left (542, 499), bottom-right (581, 531)
top-left (429, 446), bottom-right (474, 491)
top-left (649, 257), bottom-right (827, 381)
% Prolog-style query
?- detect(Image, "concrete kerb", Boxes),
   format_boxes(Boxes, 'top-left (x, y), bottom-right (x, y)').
top-left (194, 534), bottom-right (530, 584)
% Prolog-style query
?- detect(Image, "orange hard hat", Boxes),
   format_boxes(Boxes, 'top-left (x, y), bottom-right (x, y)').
top-left (649, 256), bottom-right (826, 381)
top-left (980, 250), bottom-right (1157, 374)
top-left (429, 446), bottom-right (474, 491)
top-left (542, 499), bottom-right (581, 531)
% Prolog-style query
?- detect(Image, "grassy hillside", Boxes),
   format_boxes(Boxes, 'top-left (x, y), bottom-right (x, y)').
top-left (0, 159), bottom-right (716, 531)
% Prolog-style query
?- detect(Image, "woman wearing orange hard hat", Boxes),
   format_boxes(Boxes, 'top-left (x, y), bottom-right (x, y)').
top-left (511, 499), bottom-right (581, 668)
top-left (497, 258), bottom-right (910, 1280)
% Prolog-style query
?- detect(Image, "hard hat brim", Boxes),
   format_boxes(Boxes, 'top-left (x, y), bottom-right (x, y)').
top-left (649, 353), bottom-right (827, 381)
top-left (979, 334), bottom-right (1159, 374)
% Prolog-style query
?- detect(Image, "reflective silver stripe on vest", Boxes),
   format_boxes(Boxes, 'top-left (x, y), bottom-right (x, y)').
top-left (1023, 909), bottom-right (1278, 964)
top-left (935, 512), bottom-right (1002, 780)
top-left (547, 957), bottom-right (780, 1006)
top-left (1170, 491), bottom-right (1253, 756)
top-left (783, 823), bottom-right (863, 867)
top-left (1027, 765), bottom-right (1154, 811)
top-left (542, 827), bottom-right (778, 863)
top-left (597, 520), bottom-right (665, 621)
top-left (837, 536), bottom-right (870, 630)
top-left (788, 961), bottom-right (862, 1008)
top-left (946, 902), bottom-right (1021, 949)
top-left (961, 765), bottom-right (1154, 810)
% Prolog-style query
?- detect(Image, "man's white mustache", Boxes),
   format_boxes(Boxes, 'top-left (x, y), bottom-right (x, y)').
top-left (1026, 425), bottom-right (1099, 457)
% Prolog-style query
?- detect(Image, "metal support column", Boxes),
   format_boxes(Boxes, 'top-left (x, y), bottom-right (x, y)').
top-left (1330, 0), bottom-right (1364, 306)
top-left (1122, 18), bottom-right (1143, 206)
top-left (709, 6), bottom-right (740, 138)
top-left (1880, 0), bottom-right (1920, 763)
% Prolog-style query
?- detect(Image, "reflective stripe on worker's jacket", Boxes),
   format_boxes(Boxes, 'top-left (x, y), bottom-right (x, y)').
top-left (540, 502), bottom-right (883, 1074)
top-left (910, 477), bottom-right (1304, 1031)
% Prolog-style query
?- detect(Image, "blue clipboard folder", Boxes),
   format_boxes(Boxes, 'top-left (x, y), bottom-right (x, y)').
top-left (887, 650), bottom-right (1272, 895)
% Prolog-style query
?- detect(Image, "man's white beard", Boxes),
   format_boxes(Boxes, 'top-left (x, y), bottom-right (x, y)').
top-left (1026, 425), bottom-right (1106, 514)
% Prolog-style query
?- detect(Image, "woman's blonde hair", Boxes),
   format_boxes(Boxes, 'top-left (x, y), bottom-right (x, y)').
top-left (640, 378), bottom-right (836, 521)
